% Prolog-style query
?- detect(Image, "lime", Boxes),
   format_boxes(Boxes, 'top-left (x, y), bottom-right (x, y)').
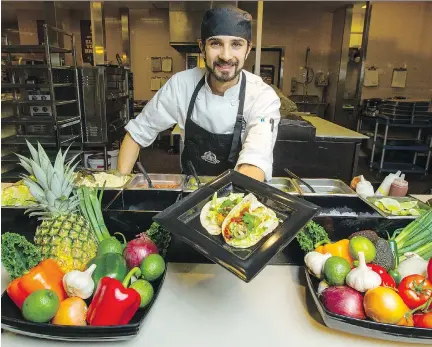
top-left (349, 236), bottom-right (376, 262)
top-left (140, 254), bottom-right (166, 281)
top-left (97, 234), bottom-right (126, 256)
top-left (323, 256), bottom-right (351, 286)
top-left (130, 279), bottom-right (154, 308)
top-left (379, 198), bottom-right (401, 213)
top-left (22, 289), bottom-right (60, 323)
top-left (400, 201), bottom-right (418, 210)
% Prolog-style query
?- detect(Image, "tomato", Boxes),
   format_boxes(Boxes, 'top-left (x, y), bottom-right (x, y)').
top-left (413, 312), bottom-right (432, 329)
top-left (398, 275), bottom-right (432, 309)
top-left (428, 258), bottom-right (432, 282)
top-left (363, 286), bottom-right (409, 324)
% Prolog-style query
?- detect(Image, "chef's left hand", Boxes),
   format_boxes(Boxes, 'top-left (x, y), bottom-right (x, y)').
top-left (237, 164), bottom-right (265, 182)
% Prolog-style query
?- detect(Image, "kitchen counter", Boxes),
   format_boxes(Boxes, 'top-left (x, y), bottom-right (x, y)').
top-left (301, 115), bottom-right (368, 140)
top-left (1, 264), bottom-right (426, 347)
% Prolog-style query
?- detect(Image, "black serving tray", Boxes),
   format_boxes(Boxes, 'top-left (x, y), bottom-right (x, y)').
top-left (1, 211), bottom-right (167, 341)
top-left (153, 170), bottom-right (319, 282)
top-left (305, 269), bottom-right (432, 344)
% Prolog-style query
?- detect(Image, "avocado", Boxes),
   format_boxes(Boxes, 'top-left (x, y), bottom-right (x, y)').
top-left (348, 229), bottom-right (380, 244)
top-left (371, 238), bottom-right (395, 271)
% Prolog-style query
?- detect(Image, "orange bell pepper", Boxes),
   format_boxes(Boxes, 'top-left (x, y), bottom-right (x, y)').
top-left (6, 259), bottom-right (67, 309)
top-left (314, 239), bottom-right (354, 267)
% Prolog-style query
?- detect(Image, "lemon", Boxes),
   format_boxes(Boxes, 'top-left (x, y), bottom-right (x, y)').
top-left (22, 289), bottom-right (60, 323)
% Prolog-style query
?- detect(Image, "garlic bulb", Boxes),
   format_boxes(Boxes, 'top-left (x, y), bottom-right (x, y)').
top-left (346, 251), bottom-right (381, 292)
top-left (304, 251), bottom-right (332, 279)
top-left (63, 264), bottom-right (97, 299)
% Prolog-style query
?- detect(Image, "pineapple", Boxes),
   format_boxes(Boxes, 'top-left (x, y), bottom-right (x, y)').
top-left (17, 141), bottom-right (98, 272)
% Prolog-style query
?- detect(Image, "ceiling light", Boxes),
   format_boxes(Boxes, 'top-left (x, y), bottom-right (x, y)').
top-left (362, 5), bottom-right (367, 9)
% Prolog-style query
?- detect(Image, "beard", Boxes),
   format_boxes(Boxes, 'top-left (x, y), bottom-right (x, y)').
top-left (205, 58), bottom-right (242, 82)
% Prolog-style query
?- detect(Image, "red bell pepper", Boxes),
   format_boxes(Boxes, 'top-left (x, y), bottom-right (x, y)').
top-left (87, 267), bottom-right (141, 326)
top-left (367, 264), bottom-right (396, 288)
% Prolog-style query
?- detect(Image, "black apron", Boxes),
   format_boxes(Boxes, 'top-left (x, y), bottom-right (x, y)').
top-left (181, 71), bottom-right (246, 176)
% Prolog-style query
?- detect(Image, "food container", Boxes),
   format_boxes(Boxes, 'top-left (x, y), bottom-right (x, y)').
top-left (182, 175), bottom-right (216, 193)
top-left (267, 177), bottom-right (301, 194)
top-left (293, 178), bottom-right (356, 196)
top-left (302, 195), bottom-right (381, 218)
top-left (364, 196), bottom-right (431, 219)
top-left (0, 213), bottom-right (167, 341)
top-left (305, 269), bottom-right (432, 344)
top-left (127, 174), bottom-right (183, 191)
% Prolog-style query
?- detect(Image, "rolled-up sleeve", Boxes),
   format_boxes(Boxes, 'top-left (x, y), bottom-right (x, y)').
top-left (235, 88), bottom-right (281, 181)
top-left (125, 75), bottom-right (179, 148)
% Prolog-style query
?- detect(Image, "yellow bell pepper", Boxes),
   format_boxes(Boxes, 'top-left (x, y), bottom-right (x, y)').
top-left (314, 239), bottom-right (354, 268)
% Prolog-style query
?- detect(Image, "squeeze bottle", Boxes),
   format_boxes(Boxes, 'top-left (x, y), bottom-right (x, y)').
top-left (375, 171), bottom-right (401, 196)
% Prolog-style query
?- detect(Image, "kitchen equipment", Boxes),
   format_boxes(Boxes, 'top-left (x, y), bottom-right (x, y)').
top-left (136, 162), bottom-right (154, 188)
top-left (128, 174), bottom-right (183, 190)
top-left (187, 160), bottom-right (201, 188)
top-left (267, 178), bottom-right (300, 194)
top-left (284, 168), bottom-right (316, 193)
top-left (293, 178), bottom-right (356, 196)
top-left (154, 169), bottom-right (319, 282)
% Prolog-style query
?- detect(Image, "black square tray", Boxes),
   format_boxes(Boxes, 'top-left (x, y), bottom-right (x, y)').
top-left (154, 170), bottom-right (319, 282)
top-left (1, 211), bottom-right (167, 341)
top-left (305, 269), bottom-right (432, 344)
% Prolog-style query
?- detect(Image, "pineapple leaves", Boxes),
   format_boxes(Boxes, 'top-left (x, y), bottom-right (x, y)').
top-left (26, 140), bottom-right (40, 166)
top-left (30, 161), bottom-right (49, 191)
top-left (50, 172), bottom-right (63, 199)
top-left (53, 149), bottom-right (65, 178)
top-left (23, 178), bottom-right (45, 201)
top-left (37, 142), bottom-right (52, 173)
top-left (18, 158), bottom-right (34, 174)
top-left (46, 190), bottom-right (57, 207)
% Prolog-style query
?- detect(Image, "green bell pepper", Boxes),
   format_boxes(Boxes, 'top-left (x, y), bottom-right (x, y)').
top-left (86, 253), bottom-right (128, 286)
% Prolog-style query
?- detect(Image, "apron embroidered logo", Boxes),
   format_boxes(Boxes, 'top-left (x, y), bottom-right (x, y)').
top-left (201, 151), bottom-right (220, 164)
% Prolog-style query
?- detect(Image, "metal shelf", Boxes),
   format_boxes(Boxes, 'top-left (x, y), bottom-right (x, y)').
top-left (2, 83), bottom-right (74, 88)
top-left (3, 65), bottom-right (74, 70)
top-left (1, 150), bottom-right (83, 163)
top-left (382, 144), bottom-right (431, 152)
top-left (2, 115), bottom-right (81, 128)
top-left (1, 45), bottom-right (72, 54)
top-left (2, 134), bottom-right (82, 147)
top-left (372, 162), bottom-right (428, 174)
top-left (1, 99), bottom-right (77, 106)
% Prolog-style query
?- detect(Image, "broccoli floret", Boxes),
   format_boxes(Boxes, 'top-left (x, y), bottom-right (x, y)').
top-left (296, 221), bottom-right (330, 253)
top-left (372, 238), bottom-right (395, 271)
top-left (145, 222), bottom-right (172, 257)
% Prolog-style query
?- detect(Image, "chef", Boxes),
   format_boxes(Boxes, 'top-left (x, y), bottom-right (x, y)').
top-left (118, 6), bottom-right (281, 182)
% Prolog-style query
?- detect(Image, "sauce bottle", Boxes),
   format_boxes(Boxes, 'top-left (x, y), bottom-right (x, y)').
top-left (375, 170), bottom-right (401, 196)
top-left (389, 174), bottom-right (408, 197)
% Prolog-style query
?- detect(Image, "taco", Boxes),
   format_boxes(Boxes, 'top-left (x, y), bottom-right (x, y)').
top-left (221, 193), bottom-right (279, 248)
top-left (200, 192), bottom-right (245, 235)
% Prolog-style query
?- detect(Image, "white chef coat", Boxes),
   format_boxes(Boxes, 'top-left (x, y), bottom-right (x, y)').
top-left (125, 67), bottom-right (281, 181)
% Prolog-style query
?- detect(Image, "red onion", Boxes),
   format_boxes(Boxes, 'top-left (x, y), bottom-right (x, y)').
top-left (123, 233), bottom-right (159, 269)
top-left (320, 286), bottom-right (366, 320)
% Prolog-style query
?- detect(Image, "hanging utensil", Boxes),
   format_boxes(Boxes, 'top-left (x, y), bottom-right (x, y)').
top-left (136, 162), bottom-right (154, 188)
top-left (284, 168), bottom-right (316, 193)
top-left (187, 160), bottom-right (201, 188)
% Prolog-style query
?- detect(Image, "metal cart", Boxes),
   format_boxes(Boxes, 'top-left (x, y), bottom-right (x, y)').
top-left (1, 24), bottom-right (83, 181)
top-left (367, 99), bottom-right (432, 175)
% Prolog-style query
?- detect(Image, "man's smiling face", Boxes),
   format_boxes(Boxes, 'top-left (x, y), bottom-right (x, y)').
top-left (200, 35), bottom-right (251, 83)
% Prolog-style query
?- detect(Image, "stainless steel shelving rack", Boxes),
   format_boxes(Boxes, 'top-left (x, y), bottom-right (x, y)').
top-left (1, 24), bottom-right (83, 180)
top-left (365, 99), bottom-right (432, 175)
